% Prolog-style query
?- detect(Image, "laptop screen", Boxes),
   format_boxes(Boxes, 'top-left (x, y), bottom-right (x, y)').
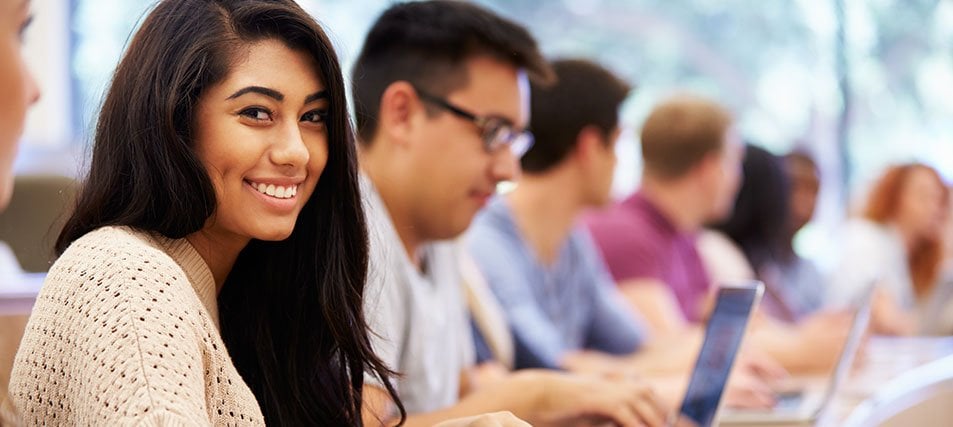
top-left (817, 285), bottom-right (874, 406)
top-left (678, 284), bottom-right (762, 427)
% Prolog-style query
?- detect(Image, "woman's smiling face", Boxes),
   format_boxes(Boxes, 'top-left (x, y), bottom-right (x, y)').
top-left (192, 38), bottom-right (329, 245)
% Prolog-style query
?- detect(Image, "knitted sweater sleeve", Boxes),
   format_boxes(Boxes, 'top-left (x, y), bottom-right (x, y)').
top-left (10, 230), bottom-right (214, 425)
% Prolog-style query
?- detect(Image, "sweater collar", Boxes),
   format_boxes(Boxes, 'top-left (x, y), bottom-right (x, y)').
top-left (154, 234), bottom-right (220, 330)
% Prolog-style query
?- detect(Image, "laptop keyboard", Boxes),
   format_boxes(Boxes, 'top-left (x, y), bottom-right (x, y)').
top-left (774, 391), bottom-right (805, 410)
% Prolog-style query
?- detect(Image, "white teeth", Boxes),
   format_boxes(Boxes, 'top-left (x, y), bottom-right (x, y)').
top-left (249, 181), bottom-right (298, 199)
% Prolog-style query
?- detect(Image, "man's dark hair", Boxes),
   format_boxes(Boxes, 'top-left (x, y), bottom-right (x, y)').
top-left (351, 0), bottom-right (554, 144)
top-left (522, 59), bottom-right (631, 173)
top-left (56, 0), bottom-right (403, 424)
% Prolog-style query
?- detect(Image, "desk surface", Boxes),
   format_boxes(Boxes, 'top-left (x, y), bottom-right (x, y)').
top-left (4, 276), bottom-right (953, 426)
top-left (722, 336), bottom-right (953, 426)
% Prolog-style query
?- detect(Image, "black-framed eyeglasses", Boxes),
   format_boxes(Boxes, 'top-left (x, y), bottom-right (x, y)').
top-left (414, 87), bottom-right (534, 158)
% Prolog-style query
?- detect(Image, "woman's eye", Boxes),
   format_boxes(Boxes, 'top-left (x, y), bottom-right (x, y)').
top-left (301, 110), bottom-right (328, 124)
top-left (239, 107), bottom-right (273, 122)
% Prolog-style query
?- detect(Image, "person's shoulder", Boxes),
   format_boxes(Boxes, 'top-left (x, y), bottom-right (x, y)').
top-left (697, 229), bottom-right (755, 282)
top-left (585, 198), bottom-right (658, 236)
top-left (585, 204), bottom-right (664, 255)
top-left (466, 219), bottom-right (520, 256)
top-left (361, 180), bottom-right (403, 270)
top-left (567, 226), bottom-right (598, 255)
top-left (842, 218), bottom-right (896, 248)
top-left (565, 227), bottom-right (614, 278)
top-left (45, 226), bottom-right (198, 308)
top-left (696, 229), bottom-right (740, 253)
top-left (844, 218), bottom-right (879, 233)
top-left (58, 226), bottom-right (178, 269)
top-left (469, 197), bottom-right (515, 235)
top-left (14, 228), bottom-right (217, 423)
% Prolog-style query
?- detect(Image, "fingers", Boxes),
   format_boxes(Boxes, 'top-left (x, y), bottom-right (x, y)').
top-left (630, 395), bottom-right (665, 427)
top-left (607, 400), bottom-right (644, 427)
top-left (740, 349), bottom-right (788, 382)
top-left (608, 381), bottom-right (668, 427)
top-left (468, 411), bottom-right (532, 427)
top-left (549, 376), bottom-right (668, 427)
top-left (724, 373), bottom-right (776, 409)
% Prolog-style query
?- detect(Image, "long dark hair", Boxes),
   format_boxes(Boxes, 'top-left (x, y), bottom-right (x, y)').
top-left (56, 0), bottom-right (403, 424)
top-left (713, 144), bottom-right (791, 274)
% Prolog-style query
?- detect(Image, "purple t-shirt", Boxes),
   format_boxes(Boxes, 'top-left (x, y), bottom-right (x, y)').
top-left (584, 192), bottom-right (711, 322)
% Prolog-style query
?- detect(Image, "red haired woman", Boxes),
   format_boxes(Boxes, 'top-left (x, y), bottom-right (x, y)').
top-left (830, 163), bottom-right (949, 334)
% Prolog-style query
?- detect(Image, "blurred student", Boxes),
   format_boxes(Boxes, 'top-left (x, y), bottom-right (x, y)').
top-left (697, 144), bottom-right (856, 373)
top-left (830, 163), bottom-right (949, 334)
top-left (8, 0), bottom-right (402, 424)
top-left (466, 59), bottom-right (778, 409)
top-left (467, 59), bottom-right (644, 372)
top-left (0, 0), bottom-right (40, 419)
top-left (700, 146), bottom-right (825, 322)
top-left (586, 96), bottom-right (851, 373)
top-left (354, 3), bottom-right (666, 426)
top-left (779, 151), bottom-right (826, 317)
top-left (586, 94), bottom-right (743, 332)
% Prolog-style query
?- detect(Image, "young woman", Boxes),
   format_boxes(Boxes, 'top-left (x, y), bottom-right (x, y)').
top-left (8, 0), bottom-right (401, 424)
top-left (831, 163), bottom-right (949, 334)
top-left (700, 145), bottom-right (826, 322)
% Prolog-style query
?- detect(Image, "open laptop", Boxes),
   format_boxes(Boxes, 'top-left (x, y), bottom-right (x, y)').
top-left (672, 282), bottom-right (764, 427)
top-left (720, 286), bottom-right (875, 425)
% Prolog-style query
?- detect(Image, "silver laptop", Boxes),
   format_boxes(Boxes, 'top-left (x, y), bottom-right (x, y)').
top-left (671, 282), bottom-right (764, 427)
top-left (720, 286), bottom-right (874, 425)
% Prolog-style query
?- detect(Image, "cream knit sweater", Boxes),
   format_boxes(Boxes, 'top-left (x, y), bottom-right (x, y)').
top-left (7, 226), bottom-right (264, 425)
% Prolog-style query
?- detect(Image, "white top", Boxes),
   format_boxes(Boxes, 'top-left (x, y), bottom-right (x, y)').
top-left (828, 219), bottom-right (914, 308)
top-left (696, 229), bottom-right (756, 284)
top-left (361, 176), bottom-right (475, 414)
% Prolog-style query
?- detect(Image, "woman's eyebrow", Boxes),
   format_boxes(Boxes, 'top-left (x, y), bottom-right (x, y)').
top-left (226, 86), bottom-right (285, 102)
top-left (304, 90), bottom-right (329, 104)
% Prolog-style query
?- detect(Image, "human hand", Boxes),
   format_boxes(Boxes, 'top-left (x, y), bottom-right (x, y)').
top-left (735, 345), bottom-right (788, 384)
top-left (870, 289), bottom-right (917, 335)
top-left (722, 370), bottom-right (776, 409)
top-left (433, 411), bottom-right (531, 427)
top-left (527, 371), bottom-right (669, 427)
top-left (462, 362), bottom-right (511, 393)
top-left (794, 309), bottom-right (854, 371)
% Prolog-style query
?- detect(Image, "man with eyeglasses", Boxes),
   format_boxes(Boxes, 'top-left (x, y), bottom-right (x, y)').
top-left (353, 2), bottom-right (667, 426)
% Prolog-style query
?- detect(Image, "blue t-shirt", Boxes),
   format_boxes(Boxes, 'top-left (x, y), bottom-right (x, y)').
top-left (466, 197), bottom-right (647, 370)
